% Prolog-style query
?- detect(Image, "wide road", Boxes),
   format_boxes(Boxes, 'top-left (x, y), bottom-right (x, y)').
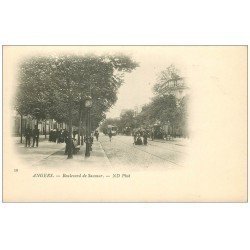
top-left (99, 134), bottom-right (187, 169)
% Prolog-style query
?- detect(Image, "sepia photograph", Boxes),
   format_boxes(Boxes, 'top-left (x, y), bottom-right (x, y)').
top-left (2, 45), bottom-right (247, 202)
top-left (1, 1), bottom-right (250, 250)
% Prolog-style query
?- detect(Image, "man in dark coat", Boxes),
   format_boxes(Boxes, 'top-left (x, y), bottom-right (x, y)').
top-left (56, 129), bottom-right (60, 143)
top-left (135, 134), bottom-right (142, 145)
top-left (64, 130), bottom-right (70, 154)
top-left (108, 131), bottom-right (112, 142)
top-left (133, 131), bottom-right (137, 145)
top-left (143, 131), bottom-right (148, 145)
top-left (151, 130), bottom-right (155, 141)
top-left (49, 129), bottom-right (53, 142)
top-left (32, 125), bottom-right (40, 147)
top-left (25, 126), bottom-right (32, 147)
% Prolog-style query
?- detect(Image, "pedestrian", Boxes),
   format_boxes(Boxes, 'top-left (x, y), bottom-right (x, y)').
top-left (25, 126), bottom-right (32, 147)
top-left (135, 134), bottom-right (142, 145)
top-left (32, 125), bottom-right (40, 147)
top-left (65, 137), bottom-right (74, 155)
top-left (108, 131), bottom-right (112, 142)
top-left (58, 129), bottom-right (64, 143)
top-left (64, 133), bottom-right (70, 154)
top-left (151, 130), bottom-right (154, 141)
top-left (94, 130), bottom-right (99, 141)
top-left (143, 131), bottom-right (148, 145)
top-left (133, 132), bottom-right (136, 145)
top-left (62, 129), bottom-right (68, 142)
top-left (52, 129), bottom-right (57, 142)
top-left (56, 129), bottom-right (60, 143)
top-left (49, 129), bottom-right (53, 142)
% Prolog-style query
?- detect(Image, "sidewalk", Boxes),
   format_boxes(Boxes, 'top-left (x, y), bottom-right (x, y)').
top-left (15, 139), bottom-right (66, 166)
top-left (15, 137), bottom-right (112, 169)
top-left (30, 139), bottom-right (112, 168)
top-left (13, 135), bottom-right (48, 144)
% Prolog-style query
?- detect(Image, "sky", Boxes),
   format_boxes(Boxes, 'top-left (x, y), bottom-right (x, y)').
top-left (104, 46), bottom-right (189, 118)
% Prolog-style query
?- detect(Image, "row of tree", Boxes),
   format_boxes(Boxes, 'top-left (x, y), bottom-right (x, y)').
top-left (100, 65), bottom-right (189, 137)
top-left (15, 54), bottom-right (138, 158)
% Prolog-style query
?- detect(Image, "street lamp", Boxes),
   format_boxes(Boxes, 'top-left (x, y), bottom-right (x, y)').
top-left (78, 96), bottom-right (84, 145)
top-left (85, 96), bottom-right (92, 157)
top-left (33, 108), bottom-right (41, 126)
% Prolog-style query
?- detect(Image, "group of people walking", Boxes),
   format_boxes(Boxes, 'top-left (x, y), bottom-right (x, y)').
top-left (49, 129), bottom-right (69, 144)
top-left (48, 129), bottom-right (80, 155)
top-left (24, 125), bottom-right (40, 147)
top-left (24, 126), bottom-right (101, 155)
top-left (133, 130), bottom-right (149, 145)
top-left (64, 130), bottom-right (98, 155)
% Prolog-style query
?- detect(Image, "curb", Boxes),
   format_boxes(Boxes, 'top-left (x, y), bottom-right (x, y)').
top-left (97, 141), bottom-right (112, 166)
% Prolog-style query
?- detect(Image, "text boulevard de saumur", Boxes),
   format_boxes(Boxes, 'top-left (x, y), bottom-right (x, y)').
top-left (32, 173), bottom-right (130, 178)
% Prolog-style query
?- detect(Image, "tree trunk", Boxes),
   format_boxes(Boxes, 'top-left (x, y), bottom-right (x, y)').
top-left (44, 119), bottom-right (47, 139)
top-left (78, 108), bottom-right (82, 145)
top-left (85, 108), bottom-right (90, 157)
top-left (68, 105), bottom-right (73, 159)
top-left (20, 114), bottom-right (23, 143)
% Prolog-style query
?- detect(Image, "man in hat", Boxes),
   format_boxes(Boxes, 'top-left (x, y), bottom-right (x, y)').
top-left (25, 126), bottom-right (32, 147)
top-left (32, 125), bottom-right (40, 147)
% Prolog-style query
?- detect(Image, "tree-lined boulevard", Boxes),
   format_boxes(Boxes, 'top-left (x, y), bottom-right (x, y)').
top-left (15, 54), bottom-right (138, 159)
top-left (15, 134), bottom-right (187, 169)
top-left (14, 53), bottom-right (189, 167)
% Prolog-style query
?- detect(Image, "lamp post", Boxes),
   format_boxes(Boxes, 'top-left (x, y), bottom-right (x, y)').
top-left (167, 120), bottom-right (170, 134)
top-left (33, 108), bottom-right (41, 126)
top-left (78, 97), bottom-right (84, 145)
top-left (85, 96), bottom-right (92, 157)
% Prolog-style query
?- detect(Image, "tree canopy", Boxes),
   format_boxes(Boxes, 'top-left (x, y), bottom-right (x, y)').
top-left (100, 64), bottom-right (189, 137)
top-left (15, 54), bottom-right (138, 158)
top-left (153, 64), bottom-right (181, 95)
top-left (15, 54), bottom-right (138, 128)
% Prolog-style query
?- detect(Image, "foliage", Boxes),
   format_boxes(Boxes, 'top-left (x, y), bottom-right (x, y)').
top-left (15, 54), bottom-right (138, 158)
top-left (174, 95), bottom-right (189, 136)
top-left (101, 64), bottom-right (189, 137)
top-left (136, 94), bottom-right (177, 126)
top-left (15, 54), bottom-right (138, 126)
top-left (153, 64), bottom-right (181, 95)
top-left (99, 118), bottom-right (121, 132)
top-left (119, 109), bottom-right (136, 129)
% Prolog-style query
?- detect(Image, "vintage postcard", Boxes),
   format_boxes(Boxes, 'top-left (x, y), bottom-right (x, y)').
top-left (2, 45), bottom-right (247, 202)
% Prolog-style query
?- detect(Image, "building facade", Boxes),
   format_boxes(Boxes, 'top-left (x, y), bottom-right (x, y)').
top-left (12, 111), bottom-right (68, 137)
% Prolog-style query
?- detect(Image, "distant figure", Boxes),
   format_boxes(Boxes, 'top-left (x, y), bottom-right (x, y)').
top-left (64, 133), bottom-right (71, 155)
top-left (73, 129), bottom-right (77, 139)
top-left (25, 126), bottom-right (32, 147)
top-left (49, 129), bottom-right (53, 142)
top-left (143, 132), bottom-right (148, 145)
top-left (151, 130), bottom-right (154, 141)
top-left (32, 125), bottom-right (40, 147)
top-left (135, 134), bottom-right (143, 145)
top-left (108, 131), bottom-right (112, 142)
top-left (58, 129), bottom-right (64, 143)
top-left (52, 129), bottom-right (57, 142)
top-left (94, 130), bottom-right (99, 141)
top-left (56, 129), bottom-right (60, 143)
top-left (63, 129), bottom-right (68, 142)
top-left (133, 132), bottom-right (136, 144)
